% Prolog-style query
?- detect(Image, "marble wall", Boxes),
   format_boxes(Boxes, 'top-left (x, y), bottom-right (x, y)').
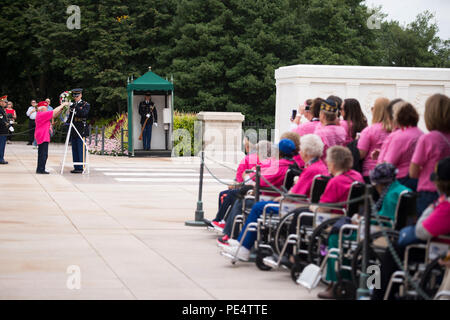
top-left (275, 65), bottom-right (450, 140)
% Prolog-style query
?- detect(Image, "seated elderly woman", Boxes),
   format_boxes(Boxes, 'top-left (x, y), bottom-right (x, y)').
top-left (204, 135), bottom-right (266, 231)
top-left (221, 134), bottom-right (328, 261)
top-left (217, 138), bottom-right (298, 249)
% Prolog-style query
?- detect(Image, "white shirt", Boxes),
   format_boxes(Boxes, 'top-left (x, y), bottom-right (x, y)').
top-left (26, 106), bottom-right (37, 120)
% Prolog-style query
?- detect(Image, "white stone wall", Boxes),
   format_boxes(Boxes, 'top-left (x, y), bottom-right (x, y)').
top-left (275, 65), bottom-right (450, 140)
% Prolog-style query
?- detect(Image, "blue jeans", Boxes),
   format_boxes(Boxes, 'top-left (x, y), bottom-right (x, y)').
top-left (143, 124), bottom-right (153, 150)
top-left (397, 225), bottom-right (424, 248)
top-left (71, 135), bottom-right (85, 171)
top-left (237, 201), bottom-right (278, 250)
top-left (417, 191), bottom-right (439, 217)
top-left (0, 135), bottom-right (6, 161)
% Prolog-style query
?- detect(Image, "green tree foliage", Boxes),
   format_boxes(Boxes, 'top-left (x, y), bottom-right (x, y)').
top-left (0, 0), bottom-right (448, 126)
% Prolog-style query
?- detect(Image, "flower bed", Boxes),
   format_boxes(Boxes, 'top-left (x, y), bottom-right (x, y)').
top-left (88, 113), bottom-right (128, 156)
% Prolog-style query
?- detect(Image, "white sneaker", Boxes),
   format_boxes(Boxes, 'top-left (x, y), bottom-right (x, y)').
top-left (223, 245), bottom-right (250, 261)
top-left (228, 239), bottom-right (240, 247)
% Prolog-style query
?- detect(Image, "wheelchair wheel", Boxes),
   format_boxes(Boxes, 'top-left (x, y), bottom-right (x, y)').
top-left (255, 248), bottom-right (272, 271)
top-left (333, 280), bottom-right (356, 300)
top-left (419, 257), bottom-right (446, 299)
top-left (307, 217), bottom-right (342, 285)
top-left (290, 261), bottom-right (305, 283)
top-left (351, 230), bottom-right (399, 287)
top-left (307, 217), bottom-right (341, 265)
top-left (274, 211), bottom-right (295, 255)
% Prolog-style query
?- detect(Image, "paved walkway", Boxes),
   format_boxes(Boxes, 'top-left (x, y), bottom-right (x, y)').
top-left (0, 142), bottom-right (322, 299)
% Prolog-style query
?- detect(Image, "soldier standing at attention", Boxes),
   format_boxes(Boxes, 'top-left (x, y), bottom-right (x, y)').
top-left (139, 91), bottom-right (158, 151)
top-left (67, 88), bottom-right (90, 173)
top-left (0, 95), bottom-right (9, 164)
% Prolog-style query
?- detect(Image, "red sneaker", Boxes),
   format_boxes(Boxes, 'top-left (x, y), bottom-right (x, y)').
top-left (212, 221), bottom-right (225, 232)
top-left (217, 235), bottom-right (229, 248)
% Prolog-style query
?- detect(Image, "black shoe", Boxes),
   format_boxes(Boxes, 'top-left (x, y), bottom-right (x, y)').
top-left (0, 160), bottom-right (8, 165)
top-left (70, 169), bottom-right (83, 174)
top-left (36, 171), bottom-right (50, 174)
top-left (27, 142), bottom-right (32, 145)
top-left (203, 218), bottom-right (214, 228)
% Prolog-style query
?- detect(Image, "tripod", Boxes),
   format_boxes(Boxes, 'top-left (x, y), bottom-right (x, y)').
top-left (60, 108), bottom-right (90, 175)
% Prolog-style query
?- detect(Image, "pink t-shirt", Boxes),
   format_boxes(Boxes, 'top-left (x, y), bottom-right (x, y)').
top-left (314, 124), bottom-right (347, 158)
top-left (258, 158), bottom-right (294, 191)
top-left (340, 119), bottom-right (353, 145)
top-left (422, 199), bottom-right (450, 242)
top-left (290, 160), bottom-right (329, 196)
top-left (293, 154), bottom-right (305, 168)
top-left (378, 127), bottom-right (424, 179)
top-left (235, 153), bottom-right (259, 182)
top-left (293, 120), bottom-right (320, 137)
top-left (35, 111), bottom-right (54, 145)
top-left (411, 131), bottom-right (450, 192)
top-left (319, 170), bottom-right (364, 211)
top-left (357, 123), bottom-right (391, 177)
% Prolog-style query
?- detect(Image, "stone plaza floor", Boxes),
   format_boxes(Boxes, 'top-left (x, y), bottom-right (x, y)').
top-left (0, 142), bottom-right (322, 300)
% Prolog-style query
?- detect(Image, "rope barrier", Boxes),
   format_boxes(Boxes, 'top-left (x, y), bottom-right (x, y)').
top-left (203, 153), bottom-right (238, 172)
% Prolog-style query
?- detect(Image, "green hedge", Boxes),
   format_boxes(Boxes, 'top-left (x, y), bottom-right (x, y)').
top-left (173, 111), bottom-right (199, 156)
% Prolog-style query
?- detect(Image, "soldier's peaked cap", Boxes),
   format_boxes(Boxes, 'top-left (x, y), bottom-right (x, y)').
top-left (72, 88), bottom-right (83, 94)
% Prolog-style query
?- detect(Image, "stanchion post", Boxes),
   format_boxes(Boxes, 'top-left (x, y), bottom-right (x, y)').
top-left (357, 185), bottom-right (371, 299)
top-left (101, 126), bottom-right (105, 155)
top-left (185, 150), bottom-right (206, 227)
top-left (255, 165), bottom-right (261, 203)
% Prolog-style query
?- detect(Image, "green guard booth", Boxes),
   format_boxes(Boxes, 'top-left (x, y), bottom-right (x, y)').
top-left (127, 68), bottom-right (174, 157)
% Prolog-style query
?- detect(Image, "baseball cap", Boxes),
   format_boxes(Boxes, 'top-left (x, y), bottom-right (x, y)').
top-left (277, 139), bottom-right (296, 156)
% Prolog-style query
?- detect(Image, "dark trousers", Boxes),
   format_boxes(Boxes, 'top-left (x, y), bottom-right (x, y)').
top-left (0, 135), bottom-right (6, 161)
top-left (143, 123), bottom-right (153, 150)
top-left (398, 176), bottom-right (418, 192)
top-left (28, 119), bottom-right (35, 143)
top-left (37, 142), bottom-right (49, 173)
top-left (416, 191), bottom-right (439, 217)
top-left (214, 189), bottom-right (240, 222)
top-left (71, 135), bottom-right (85, 171)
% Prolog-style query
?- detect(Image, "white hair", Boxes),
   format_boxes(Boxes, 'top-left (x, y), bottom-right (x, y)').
top-left (299, 134), bottom-right (324, 158)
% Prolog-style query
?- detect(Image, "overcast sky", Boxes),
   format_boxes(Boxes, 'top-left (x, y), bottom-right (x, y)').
top-left (364, 0), bottom-right (450, 40)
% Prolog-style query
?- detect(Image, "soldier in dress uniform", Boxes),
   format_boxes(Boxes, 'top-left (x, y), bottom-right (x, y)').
top-left (66, 88), bottom-right (90, 173)
top-left (138, 91), bottom-right (158, 151)
top-left (0, 95), bottom-right (9, 164)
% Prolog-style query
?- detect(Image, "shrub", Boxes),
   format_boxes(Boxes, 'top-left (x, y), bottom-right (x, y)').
top-left (173, 111), bottom-right (198, 156)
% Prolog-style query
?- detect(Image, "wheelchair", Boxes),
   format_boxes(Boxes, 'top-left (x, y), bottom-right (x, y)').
top-left (285, 181), bottom-right (366, 285)
top-left (221, 163), bottom-right (302, 265)
top-left (315, 189), bottom-right (418, 299)
top-left (254, 174), bottom-right (331, 272)
top-left (350, 191), bottom-right (417, 288)
top-left (384, 234), bottom-right (450, 300)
